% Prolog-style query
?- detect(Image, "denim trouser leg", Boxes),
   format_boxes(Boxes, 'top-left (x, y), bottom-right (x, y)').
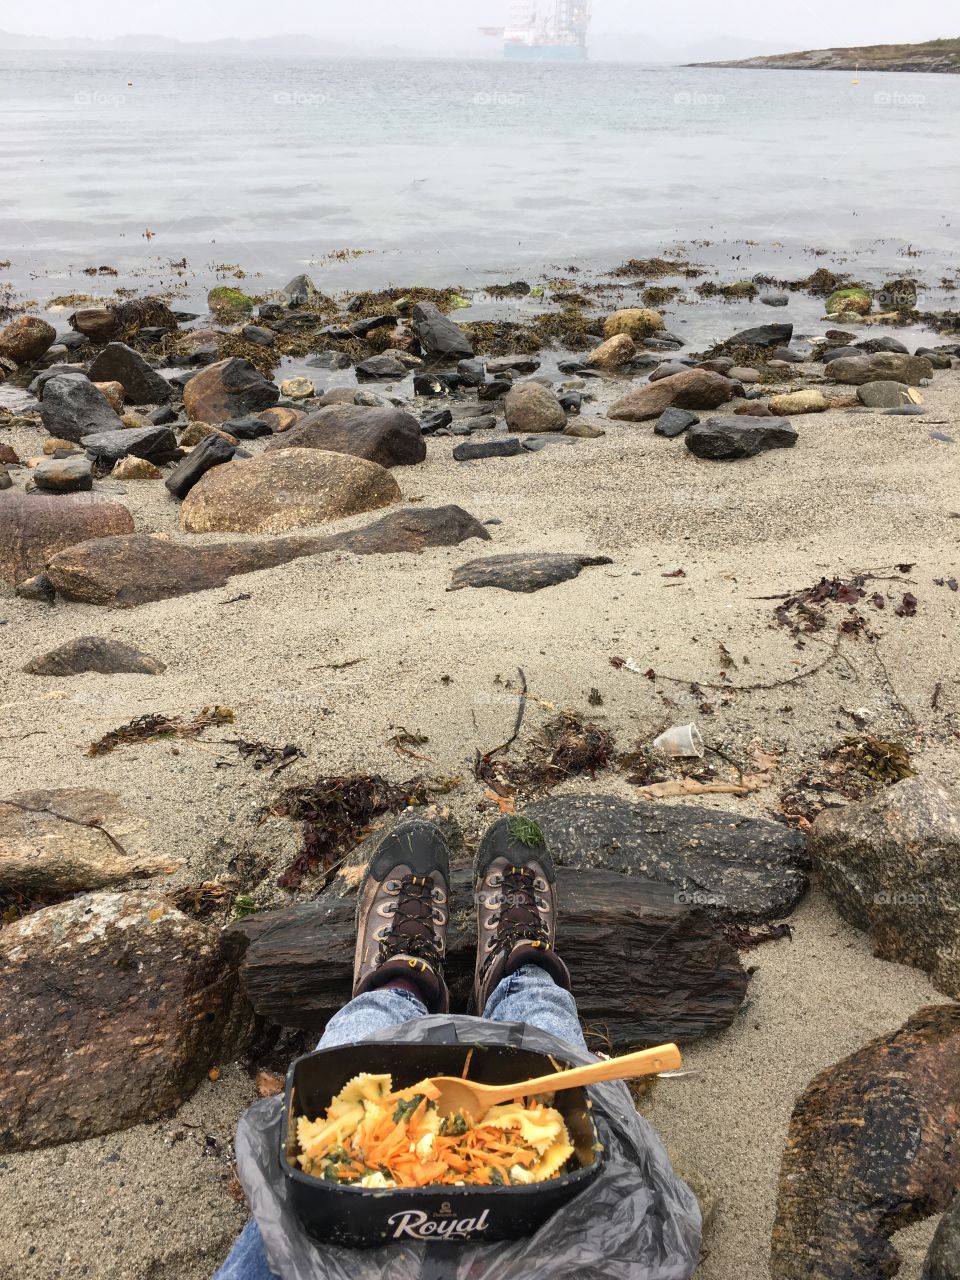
top-left (480, 963), bottom-right (587, 1050)
top-left (211, 968), bottom-right (584, 1278)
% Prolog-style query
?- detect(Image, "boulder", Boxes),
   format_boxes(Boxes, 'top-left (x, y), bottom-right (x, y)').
top-left (486, 356), bottom-right (541, 375)
top-left (0, 490), bottom-right (134, 585)
top-left (81, 425), bottom-right (178, 466)
top-left (40, 374), bottom-right (124, 442)
top-left (603, 308), bottom-right (665, 340)
top-left (449, 552), bottom-right (612, 593)
top-left (504, 382), bottom-right (566, 433)
top-left (654, 408), bottom-right (698, 437)
top-left (265, 405), bottom-right (425, 467)
top-left (686, 416), bottom-right (798, 460)
top-left (410, 302), bottom-right (473, 360)
top-left (0, 315), bottom-right (56, 365)
top-left (241, 324), bottom-right (275, 347)
top-left (828, 353), bottom-right (934, 386)
top-left (182, 358), bottom-right (280, 423)
top-left (649, 362), bottom-right (690, 382)
top-left (279, 377), bottom-right (315, 399)
top-left (228, 867), bottom-right (748, 1046)
top-left (112, 456), bottom-right (162, 480)
top-left (825, 286), bottom-right (872, 316)
top-left (207, 286), bottom-right (254, 320)
top-left (609, 369), bottom-right (743, 422)
top-left (856, 335), bottom-right (910, 355)
top-left (279, 273), bottom-right (325, 308)
top-left (32, 455), bottom-right (93, 493)
top-left (305, 352), bottom-right (352, 370)
top-left (258, 406), bottom-right (304, 433)
top-left (94, 380), bottom-right (125, 413)
top-left (23, 636), bottom-right (165, 676)
top-left (809, 778), bottom-right (960, 997)
top-left (165, 434), bottom-right (236, 499)
top-left (585, 333), bottom-right (637, 369)
top-left (768, 389), bottom-right (828, 415)
top-left (0, 892), bottom-right (243, 1151)
top-left (924, 1196), bottom-right (960, 1280)
top-left (0, 788), bottom-right (176, 894)
top-left (355, 355), bottom-right (408, 381)
top-left (525, 793), bottom-right (807, 923)
top-left (88, 342), bottom-right (172, 405)
top-left (723, 322), bottom-right (793, 348)
top-left (44, 506), bottom-right (487, 605)
top-left (180, 448), bottom-right (399, 534)
top-left (857, 380), bottom-right (913, 408)
top-left (771, 1005), bottom-right (960, 1279)
top-left (68, 298), bottom-right (178, 341)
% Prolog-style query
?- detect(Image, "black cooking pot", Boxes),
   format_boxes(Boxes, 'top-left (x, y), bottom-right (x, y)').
top-left (280, 1040), bottom-right (604, 1249)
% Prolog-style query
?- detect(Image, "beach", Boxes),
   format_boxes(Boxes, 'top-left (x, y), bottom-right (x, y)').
top-left (2, 308), bottom-right (958, 1276)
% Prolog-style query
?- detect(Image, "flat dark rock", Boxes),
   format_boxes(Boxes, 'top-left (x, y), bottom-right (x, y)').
top-left (524, 793), bottom-right (808, 923)
top-left (654, 408), bottom-right (698, 438)
top-left (81, 425), bottom-right (178, 466)
top-left (453, 437), bottom-right (525, 461)
top-left (225, 867), bottom-right (749, 1046)
top-left (686, 416), bottom-right (798, 460)
top-left (43, 506), bottom-right (489, 605)
top-left (449, 551), bottom-right (612, 593)
top-left (724, 322), bottom-right (794, 348)
top-left (23, 636), bottom-right (166, 676)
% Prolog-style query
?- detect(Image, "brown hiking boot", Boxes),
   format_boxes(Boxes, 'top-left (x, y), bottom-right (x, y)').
top-left (473, 816), bottom-right (571, 1012)
top-left (353, 820), bottom-right (450, 1013)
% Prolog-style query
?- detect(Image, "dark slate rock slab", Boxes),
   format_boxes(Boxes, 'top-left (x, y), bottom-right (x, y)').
top-left (226, 866), bottom-right (750, 1046)
top-left (524, 792), bottom-right (808, 923)
top-left (81, 426), bottom-right (178, 466)
top-left (686, 416), bottom-right (798, 460)
top-left (449, 552), bottom-right (612, 593)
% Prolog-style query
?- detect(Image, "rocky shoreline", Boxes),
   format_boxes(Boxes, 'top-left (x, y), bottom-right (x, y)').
top-left (1, 258), bottom-right (960, 1278)
top-left (692, 37), bottom-right (960, 73)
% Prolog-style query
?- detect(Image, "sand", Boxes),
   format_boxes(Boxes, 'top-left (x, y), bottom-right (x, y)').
top-left (1, 359), bottom-right (958, 1279)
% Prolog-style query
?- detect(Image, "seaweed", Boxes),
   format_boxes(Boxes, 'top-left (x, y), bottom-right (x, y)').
top-left (86, 706), bottom-right (234, 756)
top-left (608, 257), bottom-right (703, 279)
top-left (271, 772), bottom-right (459, 890)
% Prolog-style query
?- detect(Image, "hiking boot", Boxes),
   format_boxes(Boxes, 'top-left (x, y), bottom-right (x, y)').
top-left (354, 820), bottom-right (450, 1013)
top-left (473, 816), bottom-right (571, 1011)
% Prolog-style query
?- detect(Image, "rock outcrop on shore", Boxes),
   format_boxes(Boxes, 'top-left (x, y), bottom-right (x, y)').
top-left (771, 1005), bottom-right (960, 1278)
top-left (692, 37), bottom-right (960, 73)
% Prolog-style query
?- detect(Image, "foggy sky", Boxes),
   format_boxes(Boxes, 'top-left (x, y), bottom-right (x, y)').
top-left (2, 0), bottom-right (954, 54)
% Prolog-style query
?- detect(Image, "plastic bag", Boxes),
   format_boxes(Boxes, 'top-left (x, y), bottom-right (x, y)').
top-left (235, 1014), bottom-right (702, 1280)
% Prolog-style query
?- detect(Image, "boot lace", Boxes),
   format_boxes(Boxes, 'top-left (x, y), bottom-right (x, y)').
top-left (482, 866), bottom-right (550, 977)
top-left (379, 875), bottom-right (442, 969)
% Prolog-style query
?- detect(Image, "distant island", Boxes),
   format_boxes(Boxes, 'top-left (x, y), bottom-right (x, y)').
top-left (691, 36), bottom-right (960, 73)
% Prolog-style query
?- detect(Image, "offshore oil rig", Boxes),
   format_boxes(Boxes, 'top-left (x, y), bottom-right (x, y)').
top-left (479, 2), bottom-right (592, 61)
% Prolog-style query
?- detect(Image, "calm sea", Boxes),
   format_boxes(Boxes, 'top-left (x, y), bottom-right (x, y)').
top-left (1, 51), bottom-right (959, 320)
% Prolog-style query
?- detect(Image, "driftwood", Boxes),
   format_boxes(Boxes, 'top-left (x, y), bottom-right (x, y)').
top-left (226, 867), bottom-right (749, 1048)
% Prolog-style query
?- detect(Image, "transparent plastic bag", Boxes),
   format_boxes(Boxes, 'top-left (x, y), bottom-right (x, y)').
top-left (235, 1014), bottom-right (702, 1279)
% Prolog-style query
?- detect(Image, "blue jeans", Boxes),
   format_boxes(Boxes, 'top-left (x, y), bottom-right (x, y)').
top-left (213, 966), bottom-right (585, 1279)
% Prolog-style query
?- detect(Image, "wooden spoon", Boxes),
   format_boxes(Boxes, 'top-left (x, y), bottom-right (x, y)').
top-left (430, 1042), bottom-right (682, 1120)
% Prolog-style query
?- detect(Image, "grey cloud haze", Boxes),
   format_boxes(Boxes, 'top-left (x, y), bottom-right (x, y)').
top-left (1, 0), bottom-right (955, 57)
